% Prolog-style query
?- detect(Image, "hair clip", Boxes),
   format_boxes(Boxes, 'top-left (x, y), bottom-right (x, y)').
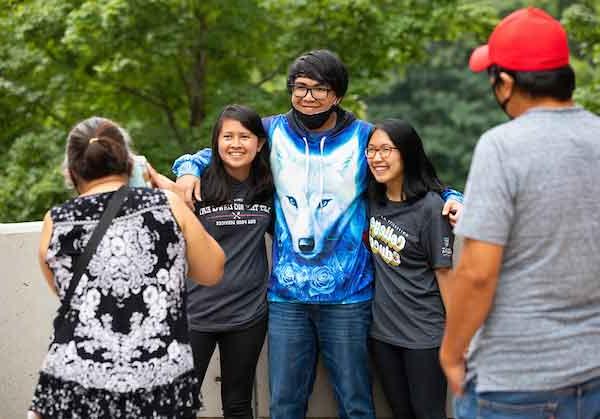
top-left (89, 137), bottom-right (99, 144)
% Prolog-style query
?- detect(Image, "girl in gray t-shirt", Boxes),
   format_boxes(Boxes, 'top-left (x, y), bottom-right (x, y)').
top-left (187, 105), bottom-right (274, 418)
top-left (366, 119), bottom-right (454, 419)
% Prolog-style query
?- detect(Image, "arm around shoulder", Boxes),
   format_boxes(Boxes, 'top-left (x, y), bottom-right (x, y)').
top-left (171, 148), bottom-right (213, 178)
top-left (171, 149), bottom-right (213, 206)
top-left (441, 188), bottom-right (464, 227)
top-left (165, 190), bottom-right (225, 286)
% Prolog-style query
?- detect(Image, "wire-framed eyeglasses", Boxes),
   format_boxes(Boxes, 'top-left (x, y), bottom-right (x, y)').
top-left (365, 146), bottom-right (399, 159)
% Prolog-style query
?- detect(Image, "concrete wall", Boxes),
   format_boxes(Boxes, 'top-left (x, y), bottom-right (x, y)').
top-left (0, 223), bottom-right (54, 419)
top-left (0, 223), bottom-right (452, 418)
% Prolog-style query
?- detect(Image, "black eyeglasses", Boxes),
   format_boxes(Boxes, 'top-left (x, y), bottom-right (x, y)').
top-left (289, 84), bottom-right (332, 100)
top-left (365, 146), bottom-right (399, 159)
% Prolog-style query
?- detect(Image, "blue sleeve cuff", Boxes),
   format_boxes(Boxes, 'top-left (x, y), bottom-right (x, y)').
top-left (441, 187), bottom-right (464, 203)
top-left (171, 148), bottom-right (212, 178)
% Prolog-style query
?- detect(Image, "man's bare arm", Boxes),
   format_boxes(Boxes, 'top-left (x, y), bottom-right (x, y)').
top-left (439, 238), bottom-right (504, 394)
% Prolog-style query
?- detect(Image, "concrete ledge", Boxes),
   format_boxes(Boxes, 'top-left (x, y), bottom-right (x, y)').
top-left (0, 224), bottom-right (56, 419)
top-left (0, 221), bottom-right (43, 235)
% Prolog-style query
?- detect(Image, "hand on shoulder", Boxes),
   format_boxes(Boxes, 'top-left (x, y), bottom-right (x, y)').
top-left (176, 174), bottom-right (202, 208)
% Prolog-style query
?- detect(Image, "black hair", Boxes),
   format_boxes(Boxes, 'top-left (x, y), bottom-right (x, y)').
top-left (367, 119), bottom-right (444, 205)
top-left (287, 49), bottom-right (349, 97)
top-left (201, 104), bottom-right (273, 205)
top-left (66, 116), bottom-right (132, 188)
top-left (488, 64), bottom-right (575, 101)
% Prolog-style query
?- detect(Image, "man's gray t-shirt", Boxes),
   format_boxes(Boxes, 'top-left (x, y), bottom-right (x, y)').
top-left (369, 192), bottom-right (454, 349)
top-left (455, 107), bottom-right (600, 392)
top-left (186, 179), bottom-right (272, 332)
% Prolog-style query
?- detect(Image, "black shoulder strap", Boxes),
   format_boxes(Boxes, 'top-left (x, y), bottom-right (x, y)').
top-left (62, 186), bottom-right (129, 307)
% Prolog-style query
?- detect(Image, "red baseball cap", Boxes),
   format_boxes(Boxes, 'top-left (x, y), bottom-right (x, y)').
top-left (469, 7), bottom-right (570, 72)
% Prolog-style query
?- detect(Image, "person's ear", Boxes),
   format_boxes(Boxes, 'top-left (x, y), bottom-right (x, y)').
top-left (257, 138), bottom-right (266, 152)
top-left (496, 72), bottom-right (515, 101)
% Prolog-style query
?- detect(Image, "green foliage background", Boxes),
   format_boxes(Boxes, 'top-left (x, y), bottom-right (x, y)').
top-left (0, 0), bottom-right (598, 221)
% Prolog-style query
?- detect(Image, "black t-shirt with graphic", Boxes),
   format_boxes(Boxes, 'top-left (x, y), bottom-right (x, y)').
top-left (186, 178), bottom-right (273, 332)
top-left (369, 191), bottom-right (454, 349)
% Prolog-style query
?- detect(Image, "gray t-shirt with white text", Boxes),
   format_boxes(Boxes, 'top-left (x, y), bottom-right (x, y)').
top-left (186, 179), bottom-right (272, 332)
top-left (455, 107), bottom-right (600, 392)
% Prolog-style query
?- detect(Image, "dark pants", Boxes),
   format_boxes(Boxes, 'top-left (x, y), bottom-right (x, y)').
top-left (188, 315), bottom-right (268, 419)
top-left (370, 338), bottom-right (447, 419)
top-left (268, 301), bottom-right (375, 419)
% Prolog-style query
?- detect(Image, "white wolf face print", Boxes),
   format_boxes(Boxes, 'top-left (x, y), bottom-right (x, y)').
top-left (271, 128), bottom-right (358, 259)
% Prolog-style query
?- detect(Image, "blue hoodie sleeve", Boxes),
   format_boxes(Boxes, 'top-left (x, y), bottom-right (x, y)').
top-left (171, 148), bottom-right (213, 178)
top-left (441, 187), bottom-right (464, 203)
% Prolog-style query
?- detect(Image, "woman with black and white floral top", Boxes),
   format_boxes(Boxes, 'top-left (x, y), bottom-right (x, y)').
top-left (29, 116), bottom-right (224, 419)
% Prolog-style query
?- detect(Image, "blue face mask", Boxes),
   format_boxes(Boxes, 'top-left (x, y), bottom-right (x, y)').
top-left (292, 105), bottom-right (336, 130)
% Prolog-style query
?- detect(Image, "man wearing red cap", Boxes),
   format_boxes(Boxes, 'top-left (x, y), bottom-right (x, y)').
top-left (440, 7), bottom-right (600, 418)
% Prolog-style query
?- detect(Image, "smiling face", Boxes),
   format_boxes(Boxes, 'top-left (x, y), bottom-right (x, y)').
top-left (217, 118), bottom-right (265, 181)
top-left (290, 76), bottom-right (340, 115)
top-left (367, 128), bottom-right (404, 187)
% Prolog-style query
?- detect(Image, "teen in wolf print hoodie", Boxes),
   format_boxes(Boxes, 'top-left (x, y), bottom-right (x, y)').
top-left (173, 107), bottom-right (461, 304)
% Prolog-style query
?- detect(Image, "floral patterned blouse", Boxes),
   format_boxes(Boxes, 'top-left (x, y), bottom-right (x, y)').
top-left (30, 188), bottom-right (200, 419)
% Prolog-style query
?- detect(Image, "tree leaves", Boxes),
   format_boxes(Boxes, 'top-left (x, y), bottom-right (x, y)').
top-left (563, 1), bottom-right (600, 113)
top-left (0, 0), bottom-right (597, 221)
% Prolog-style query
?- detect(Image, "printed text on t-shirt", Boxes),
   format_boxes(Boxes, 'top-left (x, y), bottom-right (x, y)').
top-left (369, 216), bottom-right (406, 266)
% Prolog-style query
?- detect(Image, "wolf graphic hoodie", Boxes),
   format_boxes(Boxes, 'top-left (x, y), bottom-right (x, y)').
top-left (174, 108), bottom-right (374, 303)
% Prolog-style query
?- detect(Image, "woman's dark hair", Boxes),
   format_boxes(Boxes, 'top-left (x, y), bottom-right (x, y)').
top-left (66, 116), bottom-right (132, 188)
top-left (201, 104), bottom-right (273, 205)
top-left (287, 49), bottom-right (349, 97)
top-left (368, 119), bottom-right (444, 205)
top-left (488, 64), bottom-right (575, 101)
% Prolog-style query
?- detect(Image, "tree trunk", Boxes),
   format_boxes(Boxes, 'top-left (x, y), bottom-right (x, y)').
top-left (189, 47), bottom-right (207, 127)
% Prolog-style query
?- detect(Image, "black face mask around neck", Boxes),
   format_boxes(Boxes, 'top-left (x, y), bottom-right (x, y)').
top-left (292, 105), bottom-right (336, 130)
top-left (492, 85), bottom-right (514, 120)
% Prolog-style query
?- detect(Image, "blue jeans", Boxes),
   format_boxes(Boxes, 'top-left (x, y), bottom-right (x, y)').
top-left (455, 376), bottom-right (600, 419)
top-left (268, 301), bottom-right (375, 419)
